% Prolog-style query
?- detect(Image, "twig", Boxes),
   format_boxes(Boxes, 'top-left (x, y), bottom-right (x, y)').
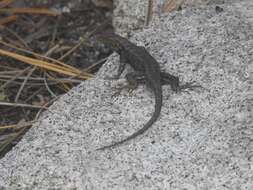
top-left (0, 75), bottom-right (82, 83)
top-left (0, 70), bottom-right (24, 74)
top-left (68, 57), bottom-right (107, 80)
top-left (0, 101), bottom-right (48, 109)
top-left (83, 57), bottom-right (108, 72)
top-left (0, 126), bottom-right (27, 157)
top-left (0, 8), bottom-right (59, 16)
top-left (0, 0), bottom-right (13, 9)
top-left (1, 25), bottom-right (29, 48)
top-left (50, 16), bottom-right (60, 46)
top-left (58, 38), bottom-right (84, 61)
top-left (0, 67), bottom-right (30, 89)
top-left (0, 120), bottom-right (35, 130)
top-left (24, 87), bottom-right (43, 103)
top-left (145, 0), bottom-right (152, 26)
top-left (15, 66), bottom-right (36, 102)
top-left (43, 72), bottom-right (57, 98)
top-left (0, 40), bottom-right (92, 77)
top-left (35, 96), bottom-right (60, 120)
top-left (0, 15), bottom-right (17, 26)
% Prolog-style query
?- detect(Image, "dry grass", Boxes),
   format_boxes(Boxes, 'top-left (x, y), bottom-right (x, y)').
top-left (0, 0), bottom-right (110, 157)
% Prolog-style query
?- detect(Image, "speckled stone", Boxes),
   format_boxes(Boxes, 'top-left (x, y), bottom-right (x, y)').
top-left (0, 1), bottom-right (252, 189)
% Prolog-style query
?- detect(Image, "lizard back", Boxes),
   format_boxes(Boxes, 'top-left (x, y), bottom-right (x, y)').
top-left (94, 33), bottom-right (163, 150)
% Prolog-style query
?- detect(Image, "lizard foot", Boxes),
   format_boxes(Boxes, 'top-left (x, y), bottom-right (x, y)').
top-left (179, 81), bottom-right (204, 92)
top-left (111, 83), bottom-right (138, 97)
top-left (110, 78), bottom-right (138, 96)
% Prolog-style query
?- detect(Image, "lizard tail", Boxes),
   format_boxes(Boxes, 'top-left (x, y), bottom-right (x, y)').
top-left (97, 87), bottom-right (162, 150)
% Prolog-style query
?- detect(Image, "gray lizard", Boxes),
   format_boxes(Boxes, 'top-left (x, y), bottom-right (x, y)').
top-left (93, 33), bottom-right (186, 150)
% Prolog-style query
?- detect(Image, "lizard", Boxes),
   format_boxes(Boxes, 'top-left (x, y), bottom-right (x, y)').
top-left (92, 33), bottom-right (188, 150)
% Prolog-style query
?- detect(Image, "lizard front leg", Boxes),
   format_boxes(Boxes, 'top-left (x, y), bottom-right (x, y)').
top-left (111, 53), bottom-right (127, 79)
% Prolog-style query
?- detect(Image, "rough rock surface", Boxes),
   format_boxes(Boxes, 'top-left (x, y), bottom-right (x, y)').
top-left (0, 1), bottom-right (253, 189)
top-left (113, 0), bottom-right (231, 34)
top-left (113, 0), bottom-right (149, 34)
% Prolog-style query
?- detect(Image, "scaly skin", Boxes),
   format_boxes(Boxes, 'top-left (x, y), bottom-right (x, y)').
top-left (94, 33), bottom-right (180, 150)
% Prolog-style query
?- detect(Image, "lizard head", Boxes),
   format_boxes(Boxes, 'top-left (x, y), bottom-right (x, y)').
top-left (91, 34), bottom-right (122, 52)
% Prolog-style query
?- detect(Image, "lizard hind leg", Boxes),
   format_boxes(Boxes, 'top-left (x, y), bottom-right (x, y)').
top-left (125, 72), bottom-right (145, 93)
top-left (111, 72), bottom-right (144, 97)
top-left (160, 71), bottom-right (180, 92)
top-left (178, 81), bottom-right (204, 92)
top-left (160, 71), bottom-right (203, 92)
